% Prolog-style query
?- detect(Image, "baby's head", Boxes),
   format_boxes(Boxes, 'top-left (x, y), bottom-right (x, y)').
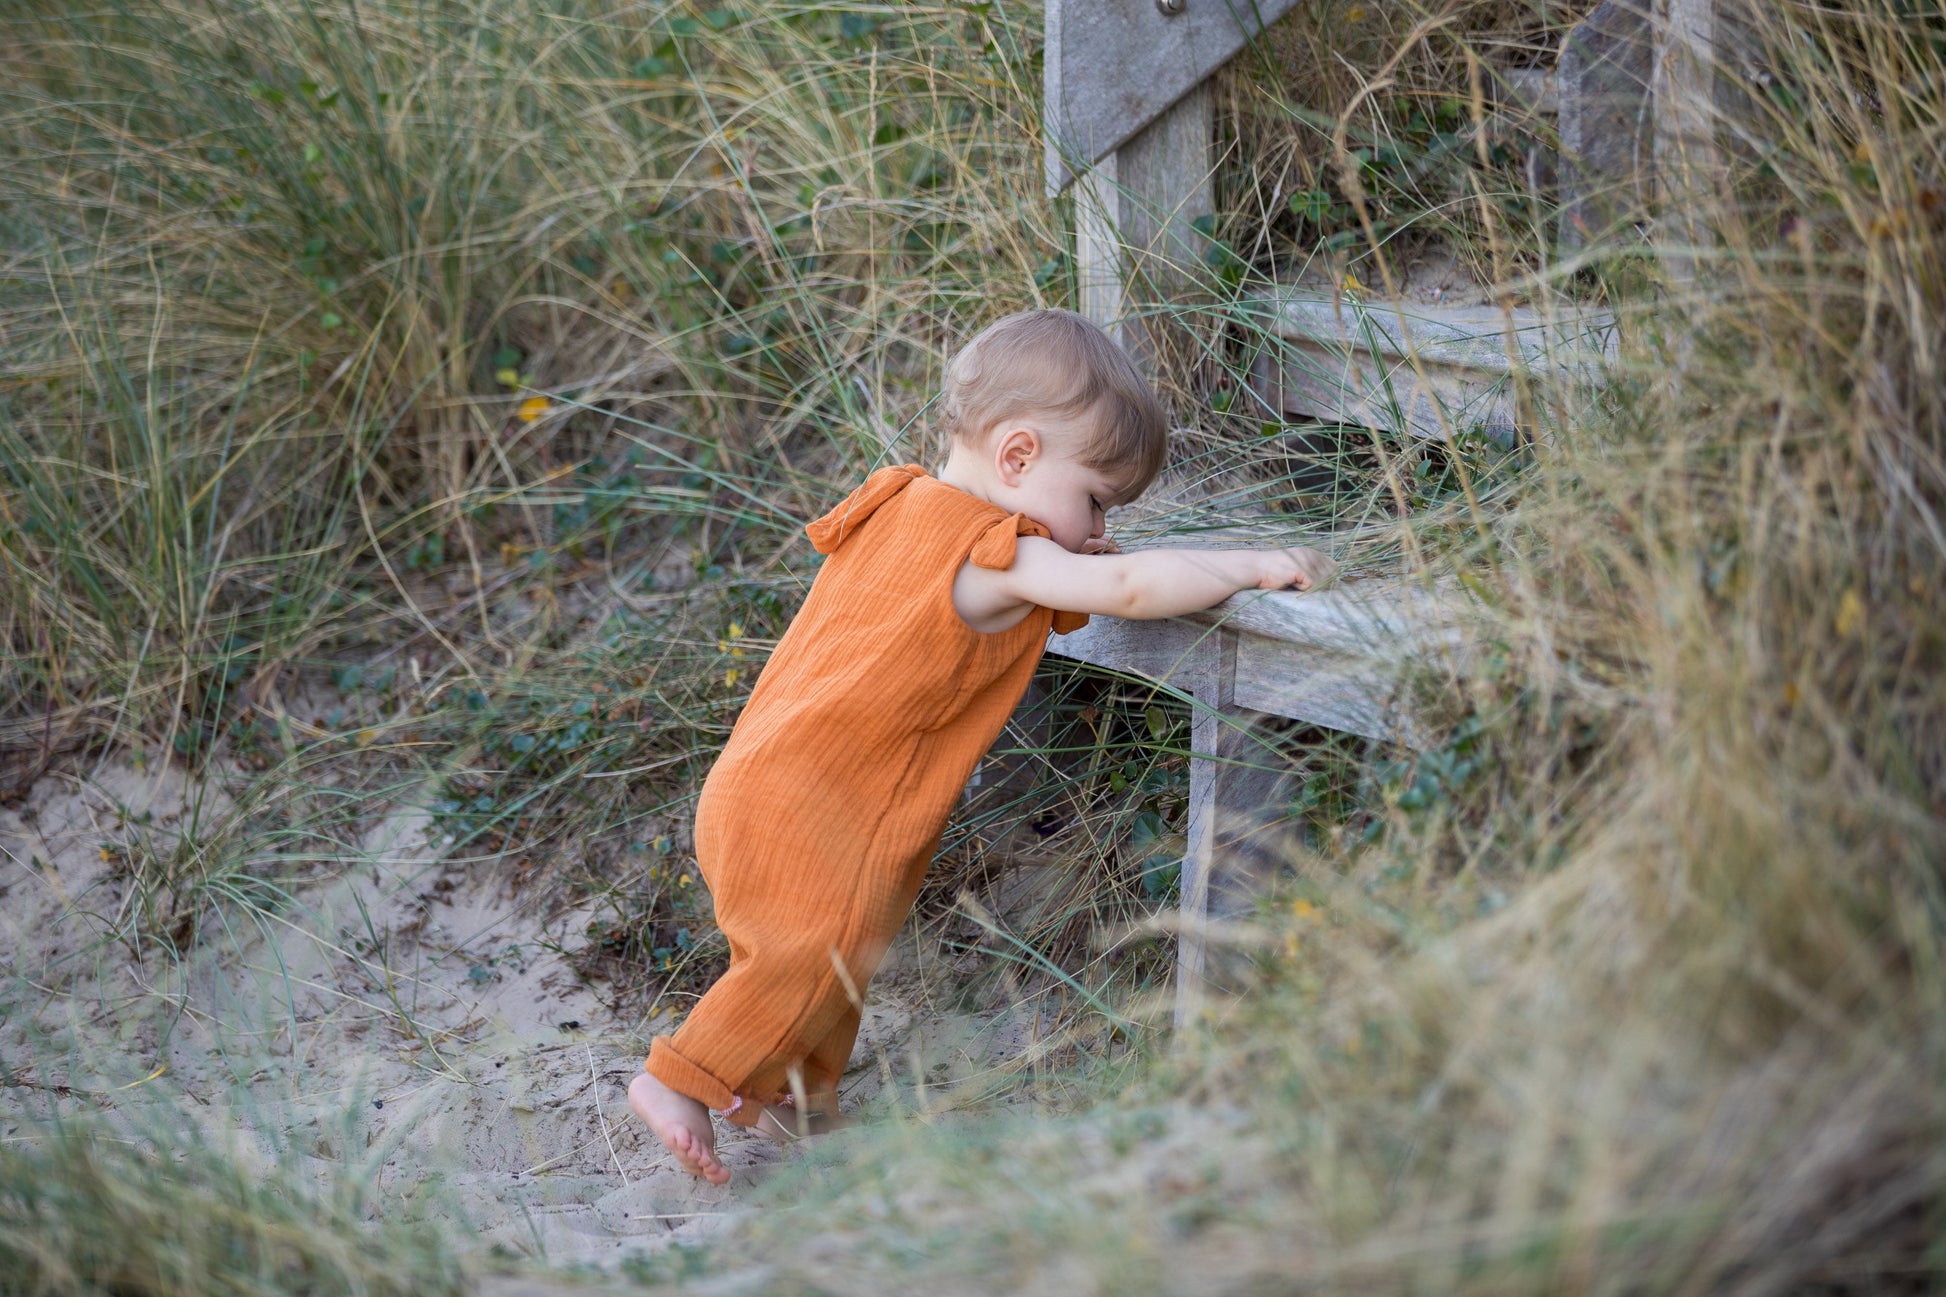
top-left (940, 309), bottom-right (1168, 510)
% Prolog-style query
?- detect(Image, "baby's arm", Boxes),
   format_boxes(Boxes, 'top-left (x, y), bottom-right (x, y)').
top-left (954, 536), bottom-right (1336, 631)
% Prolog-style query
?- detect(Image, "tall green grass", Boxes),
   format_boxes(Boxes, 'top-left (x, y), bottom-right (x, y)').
top-left (2, 5), bottom-right (1186, 1284)
top-left (2, 0), bottom-right (1942, 1291)
top-left (0, 1102), bottom-right (465, 1297)
top-left (680, 2), bottom-right (1946, 1291)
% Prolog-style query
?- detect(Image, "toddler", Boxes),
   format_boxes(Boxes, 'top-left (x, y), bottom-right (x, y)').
top-left (629, 308), bottom-right (1334, 1182)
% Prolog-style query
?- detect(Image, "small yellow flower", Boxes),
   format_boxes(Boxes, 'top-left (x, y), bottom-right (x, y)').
top-left (1342, 271), bottom-right (1367, 295)
top-left (724, 668), bottom-right (741, 688)
top-left (356, 728), bottom-right (377, 746)
top-left (1291, 898), bottom-right (1319, 920)
top-left (517, 396), bottom-right (552, 423)
top-left (727, 621), bottom-right (743, 639)
top-left (1835, 587), bottom-right (1865, 638)
top-left (495, 368), bottom-right (520, 388)
top-left (678, 874), bottom-right (693, 888)
top-left (1346, 4), bottom-right (1367, 21)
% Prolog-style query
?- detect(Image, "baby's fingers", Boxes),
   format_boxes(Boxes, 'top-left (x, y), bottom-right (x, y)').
top-left (1081, 537), bottom-right (1122, 555)
top-left (1282, 548), bottom-right (1336, 591)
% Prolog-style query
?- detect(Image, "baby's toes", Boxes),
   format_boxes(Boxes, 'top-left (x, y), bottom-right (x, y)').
top-left (667, 1127), bottom-right (703, 1168)
top-left (672, 1126), bottom-right (730, 1183)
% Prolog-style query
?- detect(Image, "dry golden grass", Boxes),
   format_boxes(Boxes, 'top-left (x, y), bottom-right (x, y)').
top-left (2, 0), bottom-right (1942, 1292)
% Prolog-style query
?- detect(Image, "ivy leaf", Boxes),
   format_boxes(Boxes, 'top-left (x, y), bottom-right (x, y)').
top-left (1288, 188), bottom-right (1332, 223)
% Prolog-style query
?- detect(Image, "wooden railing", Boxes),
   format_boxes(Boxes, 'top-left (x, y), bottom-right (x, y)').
top-left (1034, 0), bottom-right (1731, 1020)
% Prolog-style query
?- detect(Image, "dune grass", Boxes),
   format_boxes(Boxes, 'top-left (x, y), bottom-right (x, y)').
top-left (3, 0), bottom-right (1944, 1291)
top-left (0, 1103), bottom-right (466, 1297)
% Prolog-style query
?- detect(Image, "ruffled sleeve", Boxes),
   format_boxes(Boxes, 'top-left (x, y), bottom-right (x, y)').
top-left (806, 464), bottom-right (924, 554)
top-left (968, 513), bottom-right (1091, 636)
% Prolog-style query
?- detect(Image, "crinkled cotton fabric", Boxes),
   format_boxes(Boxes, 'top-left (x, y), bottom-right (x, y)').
top-left (646, 465), bottom-right (1086, 1121)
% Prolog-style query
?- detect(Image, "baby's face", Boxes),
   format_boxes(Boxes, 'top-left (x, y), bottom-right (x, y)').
top-left (1013, 442), bottom-right (1119, 554)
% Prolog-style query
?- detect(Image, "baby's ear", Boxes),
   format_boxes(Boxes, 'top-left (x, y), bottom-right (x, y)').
top-left (994, 426), bottom-right (1040, 484)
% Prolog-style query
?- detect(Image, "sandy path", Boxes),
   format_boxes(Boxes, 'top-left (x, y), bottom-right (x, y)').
top-left (2, 757), bottom-right (1071, 1282)
top-left (0, 759), bottom-right (932, 1270)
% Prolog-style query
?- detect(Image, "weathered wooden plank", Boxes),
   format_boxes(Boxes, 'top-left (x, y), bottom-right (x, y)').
top-left (1652, 0), bottom-right (1727, 284)
top-left (1557, 0), bottom-right (1657, 252)
top-left (1074, 84), bottom-right (1214, 357)
top-left (1053, 580), bottom-right (1465, 676)
top-left (1045, 614), bottom-right (1209, 685)
top-left (1229, 639), bottom-right (1415, 746)
top-left (1044, 0), bottom-right (1303, 197)
top-left (1045, 579), bottom-right (1462, 747)
top-left (1246, 290), bottom-right (1616, 441)
top-left (1186, 578), bottom-right (1469, 656)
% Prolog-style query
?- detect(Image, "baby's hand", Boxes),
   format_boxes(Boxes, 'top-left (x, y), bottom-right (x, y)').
top-left (1257, 546), bottom-right (1336, 592)
top-left (1080, 536), bottom-right (1123, 556)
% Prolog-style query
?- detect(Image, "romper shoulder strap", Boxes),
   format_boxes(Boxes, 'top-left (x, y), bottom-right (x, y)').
top-left (805, 464), bottom-right (924, 554)
top-left (968, 512), bottom-right (1090, 636)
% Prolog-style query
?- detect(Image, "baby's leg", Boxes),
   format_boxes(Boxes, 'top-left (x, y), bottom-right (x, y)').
top-left (627, 1070), bottom-right (729, 1184)
top-left (743, 1007), bottom-right (859, 1141)
top-left (645, 781), bottom-right (919, 1158)
top-left (650, 917), bottom-right (881, 1113)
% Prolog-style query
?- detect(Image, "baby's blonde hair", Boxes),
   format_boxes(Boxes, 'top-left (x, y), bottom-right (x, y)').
top-left (939, 309), bottom-right (1168, 503)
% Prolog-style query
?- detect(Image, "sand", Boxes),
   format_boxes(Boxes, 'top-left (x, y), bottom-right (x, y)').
top-left (0, 756), bottom-right (1040, 1273)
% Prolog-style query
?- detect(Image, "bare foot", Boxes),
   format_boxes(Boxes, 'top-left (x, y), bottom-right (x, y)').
top-left (628, 1071), bottom-right (729, 1184)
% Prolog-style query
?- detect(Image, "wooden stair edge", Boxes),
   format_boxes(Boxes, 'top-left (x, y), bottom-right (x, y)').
top-left (1043, 577), bottom-right (1475, 746)
top-left (1247, 290), bottom-right (1620, 375)
top-left (1184, 578), bottom-right (1472, 657)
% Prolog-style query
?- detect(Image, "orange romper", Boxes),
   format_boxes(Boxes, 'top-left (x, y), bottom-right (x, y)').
top-left (645, 465), bottom-right (1085, 1123)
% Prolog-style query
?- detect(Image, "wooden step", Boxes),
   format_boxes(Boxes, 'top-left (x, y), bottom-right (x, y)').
top-left (1246, 291), bottom-right (1617, 443)
top-left (1047, 577), bottom-right (1464, 747)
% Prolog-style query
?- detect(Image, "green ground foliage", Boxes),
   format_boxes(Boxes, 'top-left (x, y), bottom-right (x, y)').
top-left (3, 0), bottom-right (1944, 1292)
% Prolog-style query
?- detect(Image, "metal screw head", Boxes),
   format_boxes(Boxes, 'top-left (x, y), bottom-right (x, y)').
top-left (1156, 0), bottom-right (1186, 13)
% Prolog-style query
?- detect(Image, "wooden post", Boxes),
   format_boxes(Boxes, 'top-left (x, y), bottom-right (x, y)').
top-left (1555, 0), bottom-right (1656, 254)
top-left (1076, 152), bottom-right (1127, 341)
top-left (1072, 85), bottom-right (1213, 361)
top-left (1652, 0), bottom-right (1723, 285)
top-left (1175, 630), bottom-right (1293, 1029)
top-left (1174, 630), bottom-right (1228, 1028)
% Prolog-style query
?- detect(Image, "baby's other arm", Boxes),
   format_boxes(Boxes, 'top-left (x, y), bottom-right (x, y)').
top-left (953, 536), bottom-right (1335, 631)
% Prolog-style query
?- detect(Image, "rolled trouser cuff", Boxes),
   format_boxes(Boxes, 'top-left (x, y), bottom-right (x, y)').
top-left (646, 1037), bottom-right (736, 1112)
